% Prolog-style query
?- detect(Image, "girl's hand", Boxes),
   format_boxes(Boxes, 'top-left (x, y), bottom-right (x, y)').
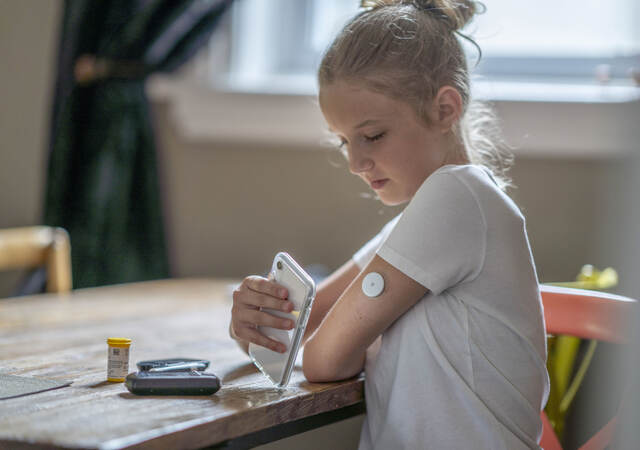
top-left (230, 275), bottom-right (294, 353)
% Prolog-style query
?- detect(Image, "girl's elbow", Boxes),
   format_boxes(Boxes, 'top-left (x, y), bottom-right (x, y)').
top-left (302, 341), bottom-right (342, 382)
top-left (302, 362), bottom-right (329, 383)
top-left (303, 346), bottom-right (334, 382)
top-left (303, 360), bottom-right (344, 383)
top-left (302, 343), bottom-right (363, 383)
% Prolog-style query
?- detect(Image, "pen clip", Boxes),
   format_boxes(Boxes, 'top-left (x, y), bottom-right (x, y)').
top-left (147, 362), bottom-right (205, 373)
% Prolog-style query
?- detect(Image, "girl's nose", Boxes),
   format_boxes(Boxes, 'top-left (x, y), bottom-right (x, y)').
top-left (348, 147), bottom-right (374, 174)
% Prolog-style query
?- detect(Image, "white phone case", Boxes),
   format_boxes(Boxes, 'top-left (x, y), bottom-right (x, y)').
top-left (248, 252), bottom-right (316, 388)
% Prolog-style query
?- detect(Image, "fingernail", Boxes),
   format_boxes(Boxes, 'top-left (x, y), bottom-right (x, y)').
top-left (279, 289), bottom-right (287, 298)
top-left (282, 302), bottom-right (292, 312)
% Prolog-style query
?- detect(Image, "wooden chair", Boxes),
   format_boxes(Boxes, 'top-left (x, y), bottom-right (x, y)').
top-left (539, 284), bottom-right (637, 450)
top-left (0, 226), bottom-right (72, 293)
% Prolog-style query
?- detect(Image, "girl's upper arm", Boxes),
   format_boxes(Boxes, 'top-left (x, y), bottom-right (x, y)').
top-left (303, 254), bottom-right (428, 382)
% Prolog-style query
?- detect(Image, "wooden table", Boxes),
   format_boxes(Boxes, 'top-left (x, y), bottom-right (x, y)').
top-left (0, 279), bottom-right (365, 449)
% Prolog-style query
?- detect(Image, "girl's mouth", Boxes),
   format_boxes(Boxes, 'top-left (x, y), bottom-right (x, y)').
top-left (370, 179), bottom-right (388, 190)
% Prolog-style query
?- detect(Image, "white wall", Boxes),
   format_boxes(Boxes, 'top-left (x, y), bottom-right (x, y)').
top-left (0, 0), bottom-right (61, 227)
top-left (0, 0), bottom-right (62, 296)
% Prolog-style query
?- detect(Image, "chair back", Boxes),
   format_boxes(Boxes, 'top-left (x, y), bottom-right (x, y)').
top-left (0, 226), bottom-right (72, 293)
top-left (539, 284), bottom-right (637, 450)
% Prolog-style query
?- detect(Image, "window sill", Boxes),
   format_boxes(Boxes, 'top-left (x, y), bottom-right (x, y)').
top-left (473, 78), bottom-right (639, 104)
top-left (147, 74), bottom-right (640, 158)
top-left (217, 73), bottom-right (640, 104)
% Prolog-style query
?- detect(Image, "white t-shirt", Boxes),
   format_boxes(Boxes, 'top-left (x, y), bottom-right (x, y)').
top-left (353, 164), bottom-right (549, 450)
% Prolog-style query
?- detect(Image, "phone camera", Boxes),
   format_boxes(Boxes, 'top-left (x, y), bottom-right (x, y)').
top-left (277, 261), bottom-right (283, 270)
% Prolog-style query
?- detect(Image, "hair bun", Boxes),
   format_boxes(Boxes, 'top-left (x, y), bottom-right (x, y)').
top-left (427, 1), bottom-right (479, 30)
top-left (360, 1), bottom-right (395, 8)
top-left (360, 0), bottom-right (481, 31)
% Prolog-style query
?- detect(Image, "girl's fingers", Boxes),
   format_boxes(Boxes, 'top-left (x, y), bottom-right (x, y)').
top-left (229, 275), bottom-right (294, 352)
top-left (233, 278), bottom-right (292, 312)
top-left (241, 308), bottom-right (295, 330)
top-left (237, 325), bottom-right (288, 353)
top-left (243, 275), bottom-right (289, 299)
top-left (235, 291), bottom-right (293, 312)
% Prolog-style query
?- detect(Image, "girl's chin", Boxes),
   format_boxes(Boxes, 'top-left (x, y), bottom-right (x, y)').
top-left (367, 181), bottom-right (411, 206)
top-left (377, 192), bottom-right (410, 206)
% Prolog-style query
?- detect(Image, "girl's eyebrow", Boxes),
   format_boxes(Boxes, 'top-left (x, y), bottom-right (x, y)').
top-left (354, 119), bottom-right (380, 129)
top-left (326, 119), bottom-right (381, 134)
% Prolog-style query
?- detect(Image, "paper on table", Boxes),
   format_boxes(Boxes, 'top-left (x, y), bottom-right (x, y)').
top-left (0, 374), bottom-right (72, 400)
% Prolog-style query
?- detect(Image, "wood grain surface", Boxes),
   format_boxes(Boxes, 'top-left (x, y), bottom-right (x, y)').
top-left (0, 279), bottom-right (364, 449)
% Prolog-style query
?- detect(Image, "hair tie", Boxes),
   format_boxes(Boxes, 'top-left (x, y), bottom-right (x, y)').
top-left (412, 0), bottom-right (465, 30)
top-left (359, 0), bottom-right (468, 31)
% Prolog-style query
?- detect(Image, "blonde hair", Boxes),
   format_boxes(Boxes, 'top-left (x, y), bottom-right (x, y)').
top-left (318, 0), bottom-right (512, 190)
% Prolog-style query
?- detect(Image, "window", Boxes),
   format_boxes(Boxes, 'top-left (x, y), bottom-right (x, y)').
top-left (223, 0), bottom-right (640, 99)
top-left (469, 0), bottom-right (639, 82)
top-left (223, 0), bottom-right (357, 94)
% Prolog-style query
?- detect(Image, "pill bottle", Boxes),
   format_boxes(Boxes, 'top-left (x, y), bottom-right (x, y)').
top-left (107, 337), bottom-right (132, 382)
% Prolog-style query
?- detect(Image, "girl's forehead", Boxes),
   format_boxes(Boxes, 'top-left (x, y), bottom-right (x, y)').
top-left (320, 80), bottom-right (372, 100)
top-left (320, 82), bottom-right (406, 124)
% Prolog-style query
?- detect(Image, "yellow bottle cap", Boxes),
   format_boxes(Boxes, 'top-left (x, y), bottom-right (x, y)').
top-left (107, 337), bottom-right (132, 347)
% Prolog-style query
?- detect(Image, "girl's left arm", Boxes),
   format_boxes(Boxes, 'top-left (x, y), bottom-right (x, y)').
top-left (303, 254), bottom-right (428, 382)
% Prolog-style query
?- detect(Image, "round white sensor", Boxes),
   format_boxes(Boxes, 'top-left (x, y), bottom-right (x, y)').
top-left (362, 272), bottom-right (384, 298)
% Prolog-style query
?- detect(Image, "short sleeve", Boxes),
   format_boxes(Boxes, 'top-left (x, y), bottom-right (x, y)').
top-left (353, 214), bottom-right (402, 269)
top-left (377, 172), bottom-right (486, 295)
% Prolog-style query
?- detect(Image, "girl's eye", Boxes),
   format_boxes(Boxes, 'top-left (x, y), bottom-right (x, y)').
top-left (364, 132), bottom-right (385, 142)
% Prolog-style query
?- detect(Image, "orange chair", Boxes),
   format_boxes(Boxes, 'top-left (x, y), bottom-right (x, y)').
top-left (539, 284), bottom-right (637, 450)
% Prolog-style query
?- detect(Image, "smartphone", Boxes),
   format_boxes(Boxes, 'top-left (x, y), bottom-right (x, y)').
top-left (248, 252), bottom-right (316, 388)
top-left (124, 371), bottom-right (221, 395)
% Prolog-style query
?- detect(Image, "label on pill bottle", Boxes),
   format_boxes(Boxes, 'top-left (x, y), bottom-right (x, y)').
top-left (107, 346), bottom-right (130, 381)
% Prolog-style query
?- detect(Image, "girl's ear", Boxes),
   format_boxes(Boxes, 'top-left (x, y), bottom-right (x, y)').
top-left (430, 86), bottom-right (463, 133)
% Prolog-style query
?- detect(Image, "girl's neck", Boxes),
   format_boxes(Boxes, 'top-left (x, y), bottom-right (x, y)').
top-left (441, 135), bottom-right (470, 167)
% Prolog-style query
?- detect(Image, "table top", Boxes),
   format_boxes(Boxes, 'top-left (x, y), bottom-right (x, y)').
top-left (0, 279), bottom-right (364, 449)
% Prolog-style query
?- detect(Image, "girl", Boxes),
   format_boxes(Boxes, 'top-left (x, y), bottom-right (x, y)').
top-left (229, 1), bottom-right (549, 448)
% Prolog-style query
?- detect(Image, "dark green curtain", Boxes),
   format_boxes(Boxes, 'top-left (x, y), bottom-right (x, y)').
top-left (44, 0), bottom-right (232, 288)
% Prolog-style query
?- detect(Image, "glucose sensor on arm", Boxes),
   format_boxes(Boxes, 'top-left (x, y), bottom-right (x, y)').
top-left (362, 272), bottom-right (385, 298)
